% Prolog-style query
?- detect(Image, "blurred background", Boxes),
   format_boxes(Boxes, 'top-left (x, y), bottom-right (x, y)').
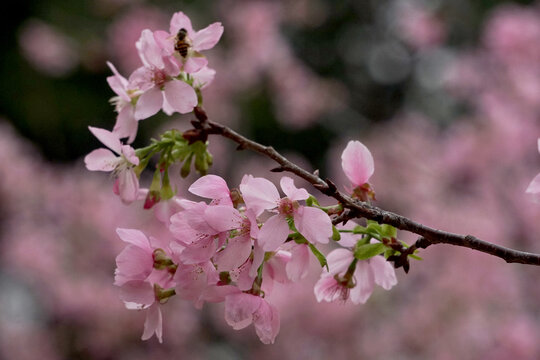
top-left (1, 0), bottom-right (540, 359)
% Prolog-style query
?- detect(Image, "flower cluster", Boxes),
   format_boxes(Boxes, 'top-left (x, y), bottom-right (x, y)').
top-left (85, 11), bottom-right (402, 345)
top-left (85, 12), bottom-right (222, 203)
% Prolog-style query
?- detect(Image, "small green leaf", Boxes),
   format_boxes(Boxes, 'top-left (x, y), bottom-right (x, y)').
top-left (306, 195), bottom-right (320, 207)
top-left (408, 254), bottom-right (423, 261)
top-left (308, 243), bottom-right (328, 270)
top-left (380, 224), bottom-right (397, 239)
top-left (354, 243), bottom-right (387, 260)
top-left (331, 226), bottom-right (341, 241)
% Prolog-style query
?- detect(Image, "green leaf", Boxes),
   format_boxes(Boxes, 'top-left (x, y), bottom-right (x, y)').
top-left (408, 254), bottom-right (423, 261)
top-left (354, 243), bottom-right (387, 260)
top-left (380, 224), bottom-right (397, 239)
top-left (308, 243), bottom-right (328, 270)
top-left (305, 195), bottom-right (320, 207)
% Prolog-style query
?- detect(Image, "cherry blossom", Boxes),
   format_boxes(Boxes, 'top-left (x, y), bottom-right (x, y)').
top-left (314, 248), bottom-right (397, 304)
top-left (154, 11), bottom-right (224, 73)
top-left (106, 61), bottom-right (141, 143)
top-left (240, 176), bottom-right (332, 251)
top-left (84, 126), bottom-right (140, 204)
top-left (224, 292), bottom-right (280, 344)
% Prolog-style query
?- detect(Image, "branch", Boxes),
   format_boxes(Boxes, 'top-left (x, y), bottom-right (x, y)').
top-left (193, 109), bottom-right (540, 266)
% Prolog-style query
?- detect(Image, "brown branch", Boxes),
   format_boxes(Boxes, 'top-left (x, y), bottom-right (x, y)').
top-left (194, 109), bottom-right (540, 266)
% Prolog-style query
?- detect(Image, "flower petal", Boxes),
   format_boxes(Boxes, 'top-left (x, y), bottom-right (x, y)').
top-left (370, 256), bottom-right (398, 290)
top-left (189, 174), bottom-right (230, 200)
top-left (240, 176), bottom-right (280, 215)
top-left (258, 215), bottom-right (290, 251)
top-left (135, 86), bottom-right (163, 120)
top-left (88, 126), bottom-right (122, 154)
top-left (326, 248), bottom-right (354, 275)
top-left (280, 176), bottom-right (309, 201)
top-left (350, 261), bottom-right (375, 304)
top-left (163, 80), bottom-right (197, 114)
top-left (341, 140), bottom-right (374, 187)
top-left (119, 280), bottom-right (155, 305)
top-left (142, 303), bottom-right (163, 343)
top-left (192, 22), bottom-right (224, 51)
top-left (286, 244), bottom-right (310, 282)
top-left (113, 106), bottom-right (138, 144)
top-left (84, 148), bottom-right (119, 171)
top-left (118, 169), bottom-right (139, 204)
top-left (169, 11), bottom-right (194, 37)
top-left (294, 206), bottom-right (332, 245)
top-left (253, 300), bottom-right (280, 344)
top-left (224, 293), bottom-right (260, 330)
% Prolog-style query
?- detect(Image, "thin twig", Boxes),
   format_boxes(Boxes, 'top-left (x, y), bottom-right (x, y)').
top-left (195, 111), bottom-right (540, 266)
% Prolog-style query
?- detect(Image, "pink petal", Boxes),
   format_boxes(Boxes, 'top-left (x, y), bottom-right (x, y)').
top-left (116, 228), bottom-right (152, 249)
top-left (114, 245), bottom-right (153, 285)
top-left (179, 237), bottom-right (217, 264)
top-left (84, 148), bottom-right (118, 171)
top-left (142, 303), bottom-right (163, 343)
top-left (192, 66), bottom-right (216, 89)
top-left (214, 235), bottom-right (252, 271)
top-left (258, 215), bottom-right (290, 251)
top-left (350, 261), bottom-right (375, 304)
top-left (169, 11), bottom-right (194, 37)
top-left (224, 293), bottom-right (260, 330)
top-left (119, 280), bottom-right (155, 305)
top-left (135, 86), bottom-right (162, 120)
top-left (163, 80), bottom-right (197, 114)
top-left (204, 205), bottom-right (242, 232)
top-left (106, 62), bottom-right (130, 101)
top-left (253, 300), bottom-right (280, 344)
top-left (183, 56), bottom-right (208, 74)
top-left (88, 126), bottom-right (122, 154)
top-left (249, 242), bottom-right (265, 277)
top-left (369, 256), bottom-right (398, 290)
top-left (120, 145), bottom-right (139, 165)
top-left (280, 176), bottom-right (309, 201)
top-left (294, 206), bottom-right (332, 245)
top-left (192, 22), bottom-right (224, 51)
top-left (189, 174), bottom-right (230, 200)
top-left (154, 30), bottom-right (174, 55)
top-left (113, 106), bottom-right (138, 144)
top-left (117, 169), bottom-right (139, 204)
top-left (240, 176), bottom-right (280, 216)
top-left (326, 248), bottom-right (354, 275)
top-left (336, 222), bottom-right (360, 248)
top-left (341, 140), bottom-right (374, 187)
top-left (136, 29), bottom-right (164, 69)
top-left (314, 275), bottom-right (342, 303)
top-left (286, 244), bottom-right (310, 281)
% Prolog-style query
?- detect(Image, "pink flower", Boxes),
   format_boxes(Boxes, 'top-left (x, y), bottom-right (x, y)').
top-left (84, 127), bottom-right (140, 204)
top-left (106, 61), bottom-right (141, 143)
top-left (314, 248), bottom-right (397, 304)
top-left (240, 176), bottom-right (332, 251)
top-left (114, 228), bottom-right (154, 286)
top-left (114, 229), bottom-right (177, 344)
top-left (188, 174), bottom-right (233, 206)
top-left (154, 11), bottom-right (224, 73)
top-left (129, 29), bottom-right (197, 119)
top-left (341, 140), bottom-right (375, 187)
top-left (224, 292), bottom-right (280, 344)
